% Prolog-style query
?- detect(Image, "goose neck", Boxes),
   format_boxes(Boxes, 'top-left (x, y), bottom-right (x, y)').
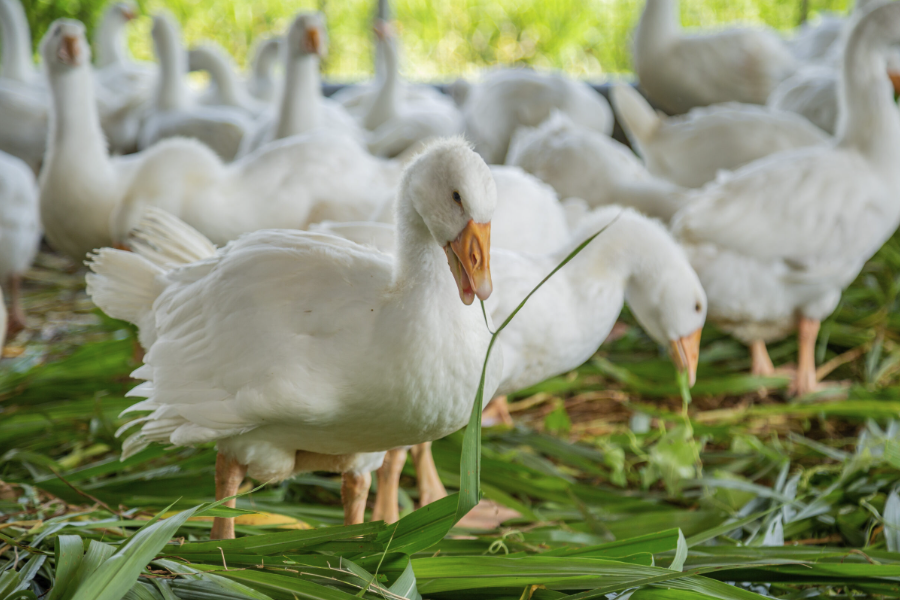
top-left (0, 0), bottom-right (34, 82)
top-left (96, 14), bottom-right (127, 68)
top-left (363, 34), bottom-right (400, 131)
top-left (202, 50), bottom-right (242, 105)
top-left (275, 54), bottom-right (321, 139)
top-left (392, 190), bottom-right (449, 294)
top-left (154, 26), bottom-right (188, 109)
top-left (636, 0), bottom-right (679, 53)
top-left (835, 9), bottom-right (900, 160)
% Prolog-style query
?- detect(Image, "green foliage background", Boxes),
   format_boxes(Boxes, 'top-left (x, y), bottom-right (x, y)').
top-left (21, 0), bottom-right (852, 81)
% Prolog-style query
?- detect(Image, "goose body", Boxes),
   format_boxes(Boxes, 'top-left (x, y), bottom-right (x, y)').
top-left (87, 139), bottom-right (501, 535)
top-left (240, 13), bottom-right (364, 156)
top-left (139, 13), bottom-right (253, 161)
top-left (671, 1), bottom-right (900, 395)
top-left (0, 149), bottom-right (40, 334)
top-left (461, 68), bottom-right (614, 164)
top-left (612, 84), bottom-right (829, 189)
top-left (507, 111), bottom-right (683, 220)
top-left (634, 0), bottom-right (797, 114)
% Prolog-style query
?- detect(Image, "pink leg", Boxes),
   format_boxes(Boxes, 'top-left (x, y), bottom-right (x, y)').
top-left (341, 471), bottom-right (372, 525)
top-left (410, 442), bottom-right (447, 507)
top-left (749, 340), bottom-right (775, 376)
top-left (6, 274), bottom-right (25, 336)
top-left (482, 395), bottom-right (514, 427)
top-left (210, 453), bottom-right (248, 540)
top-left (371, 448), bottom-right (407, 524)
top-left (791, 317), bottom-right (821, 397)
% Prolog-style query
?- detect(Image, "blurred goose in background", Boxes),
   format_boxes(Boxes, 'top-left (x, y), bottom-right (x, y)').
top-left (634, 0), bottom-right (797, 114)
top-left (769, 0), bottom-right (900, 135)
top-left (359, 20), bottom-right (463, 158)
top-left (611, 85), bottom-right (829, 189)
top-left (246, 37), bottom-right (282, 103)
top-left (87, 139), bottom-right (502, 538)
top-left (0, 150), bottom-right (40, 336)
top-left (0, 0), bottom-right (47, 171)
top-left (460, 68), bottom-right (614, 164)
top-left (239, 12), bottom-right (364, 156)
top-left (39, 21), bottom-right (400, 261)
top-left (321, 207), bottom-right (707, 522)
top-left (188, 42), bottom-right (268, 116)
top-left (138, 12), bottom-right (253, 161)
top-left (671, 0), bottom-right (900, 396)
top-left (507, 110), bottom-right (683, 220)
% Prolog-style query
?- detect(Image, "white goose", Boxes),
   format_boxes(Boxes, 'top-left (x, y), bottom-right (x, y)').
top-left (239, 12), bottom-right (364, 156)
top-left (671, 1), bottom-right (900, 396)
top-left (319, 207), bottom-right (707, 522)
top-left (188, 42), bottom-right (268, 117)
top-left (357, 21), bottom-right (463, 158)
top-left (246, 37), bottom-right (282, 103)
top-left (38, 21), bottom-right (401, 261)
top-left (506, 110), bottom-right (683, 220)
top-left (0, 149), bottom-right (40, 336)
top-left (460, 68), bottom-right (614, 164)
top-left (0, 0), bottom-right (47, 171)
top-left (86, 138), bottom-right (501, 538)
top-left (634, 0), bottom-right (797, 114)
top-left (138, 13), bottom-right (253, 162)
top-left (611, 85), bottom-right (829, 189)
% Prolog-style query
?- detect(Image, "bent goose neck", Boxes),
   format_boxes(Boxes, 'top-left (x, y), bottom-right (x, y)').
top-left (392, 189), bottom-right (452, 297)
top-left (636, 0), bottom-right (679, 55)
top-left (0, 0), bottom-right (34, 82)
top-left (836, 3), bottom-right (900, 160)
top-left (275, 54), bottom-right (321, 139)
top-left (250, 39), bottom-right (279, 95)
top-left (363, 32), bottom-right (400, 131)
top-left (197, 48), bottom-right (242, 106)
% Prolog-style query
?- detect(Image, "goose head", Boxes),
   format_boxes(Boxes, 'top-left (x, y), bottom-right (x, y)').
top-left (110, 2), bottom-right (137, 24)
top-left (402, 138), bottom-right (495, 305)
top-left (41, 19), bottom-right (90, 72)
top-left (286, 12), bottom-right (328, 60)
top-left (623, 224), bottom-right (706, 386)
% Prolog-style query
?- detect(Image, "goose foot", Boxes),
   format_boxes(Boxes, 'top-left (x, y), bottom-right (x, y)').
top-left (482, 396), bottom-right (513, 427)
top-left (371, 448), bottom-right (407, 524)
top-left (790, 317), bottom-right (821, 397)
top-left (211, 453), bottom-right (248, 540)
top-left (749, 340), bottom-right (775, 377)
top-left (341, 470), bottom-right (372, 525)
top-left (410, 442), bottom-right (447, 507)
top-left (456, 499), bottom-right (521, 530)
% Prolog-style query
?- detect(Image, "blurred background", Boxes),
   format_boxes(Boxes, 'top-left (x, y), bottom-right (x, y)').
top-left (21, 0), bottom-right (851, 82)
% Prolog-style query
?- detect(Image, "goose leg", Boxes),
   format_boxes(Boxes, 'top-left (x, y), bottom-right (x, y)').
top-left (792, 317), bottom-right (820, 397)
top-left (6, 274), bottom-right (25, 336)
top-left (749, 340), bottom-right (775, 376)
top-left (211, 453), bottom-right (248, 540)
top-left (482, 395), bottom-right (514, 427)
top-left (371, 448), bottom-right (407, 523)
top-left (410, 442), bottom-right (447, 507)
top-left (341, 470), bottom-right (372, 525)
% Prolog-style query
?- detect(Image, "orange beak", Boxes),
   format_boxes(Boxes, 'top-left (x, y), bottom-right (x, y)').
top-left (445, 220), bottom-right (492, 305)
top-left (669, 328), bottom-right (702, 387)
top-left (373, 20), bottom-right (392, 41)
top-left (305, 27), bottom-right (323, 56)
top-left (122, 6), bottom-right (137, 20)
top-left (59, 35), bottom-right (80, 65)
top-left (889, 69), bottom-right (900, 96)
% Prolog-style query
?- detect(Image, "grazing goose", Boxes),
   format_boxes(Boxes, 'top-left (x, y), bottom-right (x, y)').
top-left (612, 85), bottom-right (828, 189)
top-left (671, 1), bottom-right (900, 396)
top-left (0, 150), bottom-right (40, 335)
top-left (507, 110), bottom-right (683, 220)
top-left (634, 0), bottom-right (797, 114)
top-left (138, 13), bottom-right (253, 161)
top-left (321, 207), bottom-right (707, 522)
top-left (188, 42), bottom-right (268, 117)
top-left (86, 138), bottom-right (502, 538)
top-left (460, 68), bottom-right (614, 164)
top-left (359, 20), bottom-right (463, 158)
top-left (239, 12), bottom-right (364, 156)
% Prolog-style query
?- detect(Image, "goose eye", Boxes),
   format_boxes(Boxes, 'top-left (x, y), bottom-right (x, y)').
top-left (695, 302), bottom-right (702, 313)
top-left (452, 191), bottom-right (462, 204)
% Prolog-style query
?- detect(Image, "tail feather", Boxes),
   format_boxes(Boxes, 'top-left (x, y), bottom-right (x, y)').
top-left (128, 207), bottom-right (217, 269)
top-left (611, 84), bottom-right (662, 146)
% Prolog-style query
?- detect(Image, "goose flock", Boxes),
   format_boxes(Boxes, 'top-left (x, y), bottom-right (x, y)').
top-left (2, 0), bottom-right (900, 536)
